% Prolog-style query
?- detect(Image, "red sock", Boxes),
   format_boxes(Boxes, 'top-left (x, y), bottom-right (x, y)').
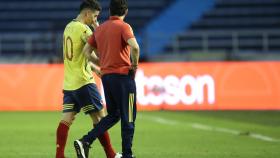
top-left (56, 121), bottom-right (70, 158)
top-left (94, 124), bottom-right (116, 158)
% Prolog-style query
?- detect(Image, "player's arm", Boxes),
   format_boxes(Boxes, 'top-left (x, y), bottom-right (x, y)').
top-left (89, 62), bottom-right (101, 77)
top-left (83, 43), bottom-right (100, 66)
top-left (127, 38), bottom-right (140, 70)
top-left (80, 24), bottom-right (100, 66)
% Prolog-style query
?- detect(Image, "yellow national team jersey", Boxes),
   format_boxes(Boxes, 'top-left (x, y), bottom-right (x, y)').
top-left (63, 20), bottom-right (95, 90)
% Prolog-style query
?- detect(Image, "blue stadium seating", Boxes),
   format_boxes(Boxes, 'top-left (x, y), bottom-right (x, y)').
top-left (0, 0), bottom-right (171, 55)
top-left (165, 0), bottom-right (280, 53)
top-left (1, 0), bottom-right (279, 59)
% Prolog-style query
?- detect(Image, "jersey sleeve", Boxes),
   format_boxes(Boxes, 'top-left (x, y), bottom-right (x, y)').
top-left (81, 26), bottom-right (92, 43)
top-left (88, 34), bottom-right (97, 48)
top-left (122, 23), bottom-right (135, 42)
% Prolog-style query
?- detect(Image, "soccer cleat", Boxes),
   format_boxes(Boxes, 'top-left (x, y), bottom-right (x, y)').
top-left (117, 154), bottom-right (135, 158)
top-left (114, 152), bottom-right (122, 158)
top-left (74, 139), bottom-right (90, 158)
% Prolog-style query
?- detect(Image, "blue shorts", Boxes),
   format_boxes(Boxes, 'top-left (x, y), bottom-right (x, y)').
top-left (62, 83), bottom-right (103, 114)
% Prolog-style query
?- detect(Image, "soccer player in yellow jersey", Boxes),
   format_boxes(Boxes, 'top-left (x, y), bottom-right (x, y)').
top-left (55, 1), bottom-right (120, 158)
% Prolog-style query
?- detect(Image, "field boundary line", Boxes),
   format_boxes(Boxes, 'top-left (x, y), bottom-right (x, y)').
top-left (140, 115), bottom-right (280, 143)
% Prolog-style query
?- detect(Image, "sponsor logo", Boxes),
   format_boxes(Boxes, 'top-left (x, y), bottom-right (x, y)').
top-left (135, 69), bottom-right (215, 106)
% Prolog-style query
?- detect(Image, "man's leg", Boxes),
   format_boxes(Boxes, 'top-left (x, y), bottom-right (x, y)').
top-left (56, 112), bottom-right (76, 158)
top-left (119, 77), bottom-right (137, 158)
top-left (90, 109), bottom-right (117, 158)
top-left (82, 113), bottom-right (120, 144)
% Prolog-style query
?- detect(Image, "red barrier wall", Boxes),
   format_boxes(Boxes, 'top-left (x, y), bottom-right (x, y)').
top-left (0, 62), bottom-right (280, 111)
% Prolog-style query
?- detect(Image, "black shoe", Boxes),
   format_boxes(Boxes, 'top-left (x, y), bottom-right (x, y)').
top-left (74, 139), bottom-right (90, 158)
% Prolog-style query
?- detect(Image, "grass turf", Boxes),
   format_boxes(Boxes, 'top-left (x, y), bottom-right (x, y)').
top-left (0, 111), bottom-right (280, 158)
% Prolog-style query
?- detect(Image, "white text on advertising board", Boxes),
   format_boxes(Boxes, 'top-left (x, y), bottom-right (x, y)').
top-left (135, 69), bottom-right (215, 106)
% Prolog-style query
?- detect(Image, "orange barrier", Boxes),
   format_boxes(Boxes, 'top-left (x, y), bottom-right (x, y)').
top-left (136, 62), bottom-right (280, 110)
top-left (0, 64), bottom-right (63, 111)
top-left (0, 62), bottom-right (280, 111)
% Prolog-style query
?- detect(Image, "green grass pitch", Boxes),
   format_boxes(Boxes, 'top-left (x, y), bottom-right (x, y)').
top-left (0, 111), bottom-right (280, 158)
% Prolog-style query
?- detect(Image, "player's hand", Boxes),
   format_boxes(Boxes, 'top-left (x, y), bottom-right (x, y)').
top-left (92, 20), bottom-right (99, 30)
top-left (128, 65), bottom-right (138, 79)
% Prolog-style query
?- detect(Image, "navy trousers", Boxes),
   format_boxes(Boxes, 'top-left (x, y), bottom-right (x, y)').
top-left (83, 73), bottom-right (137, 158)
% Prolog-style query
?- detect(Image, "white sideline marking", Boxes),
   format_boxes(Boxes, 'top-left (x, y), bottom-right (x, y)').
top-left (141, 115), bottom-right (280, 143)
top-left (153, 117), bottom-right (179, 125)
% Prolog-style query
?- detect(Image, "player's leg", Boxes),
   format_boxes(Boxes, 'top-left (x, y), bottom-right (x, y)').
top-left (56, 91), bottom-right (78, 158)
top-left (118, 76), bottom-right (137, 158)
top-left (56, 112), bottom-right (77, 158)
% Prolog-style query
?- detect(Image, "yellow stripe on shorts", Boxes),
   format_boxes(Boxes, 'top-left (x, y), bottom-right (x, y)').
top-left (128, 93), bottom-right (134, 123)
top-left (82, 105), bottom-right (95, 112)
top-left (63, 104), bottom-right (74, 110)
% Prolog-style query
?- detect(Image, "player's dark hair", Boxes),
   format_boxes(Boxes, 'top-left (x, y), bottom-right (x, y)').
top-left (80, 0), bottom-right (101, 13)
top-left (110, 0), bottom-right (128, 16)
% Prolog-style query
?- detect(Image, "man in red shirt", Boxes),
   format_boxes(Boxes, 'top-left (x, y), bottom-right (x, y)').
top-left (73, 0), bottom-right (140, 158)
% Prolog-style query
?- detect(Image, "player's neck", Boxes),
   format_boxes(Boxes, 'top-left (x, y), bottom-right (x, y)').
top-left (76, 14), bottom-right (86, 24)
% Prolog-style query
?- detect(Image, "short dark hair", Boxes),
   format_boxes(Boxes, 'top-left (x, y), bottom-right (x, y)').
top-left (110, 0), bottom-right (128, 16)
top-left (80, 0), bottom-right (101, 13)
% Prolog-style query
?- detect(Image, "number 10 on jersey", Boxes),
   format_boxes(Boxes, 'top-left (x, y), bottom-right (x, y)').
top-left (63, 36), bottom-right (74, 61)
